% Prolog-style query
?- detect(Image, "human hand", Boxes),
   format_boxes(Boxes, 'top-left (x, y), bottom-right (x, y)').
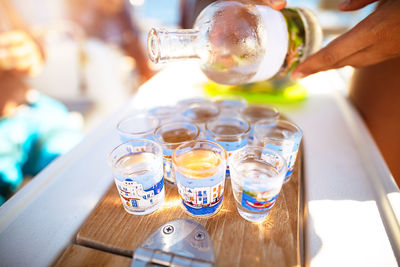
top-left (292, 0), bottom-right (400, 79)
top-left (252, 0), bottom-right (286, 10)
top-left (0, 30), bottom-right (43, 76)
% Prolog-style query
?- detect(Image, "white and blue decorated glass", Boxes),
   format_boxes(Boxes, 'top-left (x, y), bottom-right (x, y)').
top-left (229, 146), bottom-right (287, 222)
top-left (172, 140), bottom-right (227, 218)
top-left (206, 117), bottom-right (250, 176)
top-left (116, 113), bottom-right (160, 142)
top-left (153, 121), bottom-right (200, 184)
top-left (108, 139), bottom-right (165, 215)
top-left (240, 104), bottom-right (279, 145)
top-left (254, 119), bottom-right (302, 183)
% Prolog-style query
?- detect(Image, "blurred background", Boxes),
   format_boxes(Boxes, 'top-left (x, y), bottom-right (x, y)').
top-left (0, 0), bottom-right (375, 204)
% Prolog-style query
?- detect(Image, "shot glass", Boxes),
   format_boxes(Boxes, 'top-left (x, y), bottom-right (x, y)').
top-left (254, 119), bottom-right (303, 183)
top-left (108, 139), bottom-right (165, 215)
top-left (240, 104), bottom-right (279, 144)
top-left (172, 140), bottom-right (227, 218)
top-left (229, 146), bottom-right (287, 222)
top-left (147, 106), bottom-right (183, 123)
top-left (212, 95), bottom-right (247, 116)
top-left (177, 97), bottom-right (209, 109)
top-left (180, 100), bottom-right (220, 137)
top-left (117, 113), bottom-right (160, 142)
top-left (154, 121), bottom-right (200, 184)
top-left (206, 117), bottom-right (250, 175)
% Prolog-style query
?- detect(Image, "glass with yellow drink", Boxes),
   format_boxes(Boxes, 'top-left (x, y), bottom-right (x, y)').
top-left (172, 140), bottom-right (227, 218)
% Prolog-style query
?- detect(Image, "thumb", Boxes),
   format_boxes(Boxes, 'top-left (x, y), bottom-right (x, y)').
top-left (338, 0), bottom-right (378, 11)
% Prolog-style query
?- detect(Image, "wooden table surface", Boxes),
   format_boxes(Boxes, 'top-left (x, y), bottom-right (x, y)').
top-left (57, 147), bottom-right (303, 267)
top-left (55, 245), bottom-right (131, 267)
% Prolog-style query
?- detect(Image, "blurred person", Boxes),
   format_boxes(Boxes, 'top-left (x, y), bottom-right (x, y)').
top-left (66, 0), bottom-right (154, 84)
top-left (0, 0), bottom-right (82, 205)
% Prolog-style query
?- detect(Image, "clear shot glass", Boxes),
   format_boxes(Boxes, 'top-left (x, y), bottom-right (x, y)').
top-left (172, 140), bottom-right (227, 218)
top-left (177, 97), bottom-right (209, 109)
top-left (108, 139), bottom-right (165, 215)
top-left (154, 121), bottom-right (200, 184)
top-left (206, 116), bottom-right (250, 175)
top-left (180, 100), bottom-right (220, 137)
top-left (116, 113), bottom-right (160, 142)
top-left (254, 119), bottom-right (303, 183)
top-left (147, 106), bottom-right (183, 124)
top-left (240, 104), bottom-right (279, 144)
top-left (229, 146), bottom-right (287, 222)
top-left (212, 95), bottom-right (247, 116)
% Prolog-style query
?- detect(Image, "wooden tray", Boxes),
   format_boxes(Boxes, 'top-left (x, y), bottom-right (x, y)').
top-left (74, 148), bottom-right (303, 267)
top-left (55, 245), bottom-right (131, 267)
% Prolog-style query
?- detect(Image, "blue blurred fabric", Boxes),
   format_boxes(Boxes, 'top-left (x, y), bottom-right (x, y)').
top-left (0, 93), bottom-right (82, 205)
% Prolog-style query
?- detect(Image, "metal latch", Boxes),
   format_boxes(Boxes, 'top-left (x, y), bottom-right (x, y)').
top-left (132, 219), bottom-right (214, 267)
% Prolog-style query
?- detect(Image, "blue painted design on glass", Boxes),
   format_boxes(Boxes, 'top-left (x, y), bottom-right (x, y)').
top-left (241, 190), bottom-right (279, 212)
top-left (144, 177), bottom-right (164, 195)
top-left (182, 196), bottom-right (223, 216)
top-left (176, 169), bottom-right (225, 216)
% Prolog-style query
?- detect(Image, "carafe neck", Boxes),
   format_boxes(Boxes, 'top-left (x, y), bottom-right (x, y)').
top-left (147, 28), bottom-right (200, 64)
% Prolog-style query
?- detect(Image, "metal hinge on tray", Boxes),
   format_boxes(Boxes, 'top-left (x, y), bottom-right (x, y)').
top-left (132, 219), bottom-right (215, 267)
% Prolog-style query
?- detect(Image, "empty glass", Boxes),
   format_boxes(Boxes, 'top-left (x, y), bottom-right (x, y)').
top-left (229, 146), bottom-right (287, 222)
top-left (172, 140), bottom-right (227, 218)
top-left (117, 113), bottom-right (160, 142)
top-left (254, 119), bottom-right (303, 183)
top-left (154, 121), bottom-right (200, 184)
top-left (108, 139), bottom-right (165, 215)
